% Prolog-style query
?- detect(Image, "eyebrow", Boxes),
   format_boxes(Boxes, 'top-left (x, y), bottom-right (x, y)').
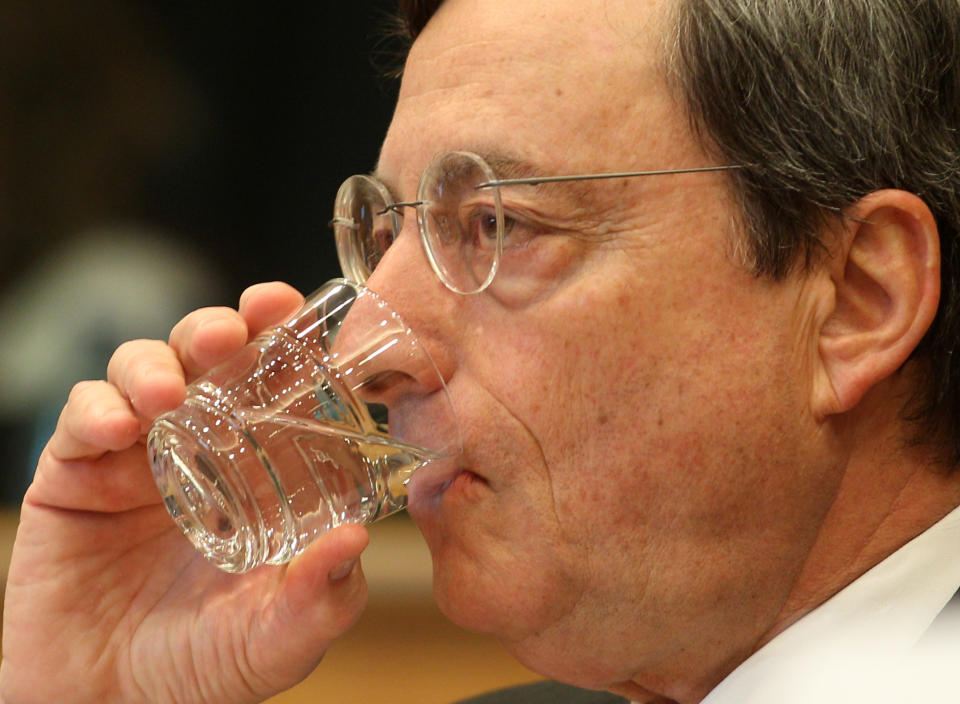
top-left (459, 149), bottom-right (610, 206)
top-left (373, 148), bottom-right (722, 209)
top-left (477, 151), bottom-right (615, 208)
top-left (480, 164), bottom-right (742, 187)
top-left (372, 149), bottom-right (548, 198)
top-left (479, 151), bottom-right (549, 180)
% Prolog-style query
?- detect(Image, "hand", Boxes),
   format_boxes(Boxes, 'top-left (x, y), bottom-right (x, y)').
top-left (0, 283), bottom-right (369, 704)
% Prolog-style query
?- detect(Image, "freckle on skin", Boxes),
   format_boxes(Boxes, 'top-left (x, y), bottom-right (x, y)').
top-left (555, 87), bottom-right (564, 97)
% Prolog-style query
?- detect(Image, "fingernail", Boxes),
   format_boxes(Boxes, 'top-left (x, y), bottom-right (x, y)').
top-left (328, 558), bottom-right (358, 582)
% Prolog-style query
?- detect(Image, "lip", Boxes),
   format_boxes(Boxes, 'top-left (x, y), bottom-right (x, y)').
top-left (406, 456), bottom-right (464, 504)
top-left (407, 457), bottom-right (487, 510)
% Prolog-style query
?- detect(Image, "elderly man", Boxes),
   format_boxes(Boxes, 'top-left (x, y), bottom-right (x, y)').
top-left (2, 0), bottom-right (959, 702)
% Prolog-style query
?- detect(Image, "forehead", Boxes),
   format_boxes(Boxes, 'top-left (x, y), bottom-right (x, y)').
top-left (379, 0), bottom-right (701, 185)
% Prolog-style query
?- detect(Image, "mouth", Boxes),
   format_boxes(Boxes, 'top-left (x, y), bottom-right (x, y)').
top-left (407, 460), bottom-right (488, 510)
top-left (436, 469), bottom-right (487, 494)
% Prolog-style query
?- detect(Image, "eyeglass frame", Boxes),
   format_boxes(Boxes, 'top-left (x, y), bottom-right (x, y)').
top-left (331, 152), bottom-right (745, 295)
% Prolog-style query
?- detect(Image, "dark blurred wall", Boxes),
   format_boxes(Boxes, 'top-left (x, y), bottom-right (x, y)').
top-left (0, 0), bottom-right (402, 503)
top-left (137, 1), bottom-right (402, 295)
top-left (1, 0), bottom-right (401, 296)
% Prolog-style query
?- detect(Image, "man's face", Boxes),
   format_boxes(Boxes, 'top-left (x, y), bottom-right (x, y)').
top-left (365, 0), bottom-right (840, 697)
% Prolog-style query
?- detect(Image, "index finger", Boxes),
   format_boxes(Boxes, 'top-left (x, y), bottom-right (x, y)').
top-left (238, 281), bottom-right (305, 335)
top-left (166, 283), bottom-right (304, 381)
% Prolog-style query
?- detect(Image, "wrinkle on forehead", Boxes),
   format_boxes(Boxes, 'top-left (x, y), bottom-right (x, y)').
top-left (412, 0), bottom-right (673, 73)
top-left (378, 0), bottom-right (704, 223)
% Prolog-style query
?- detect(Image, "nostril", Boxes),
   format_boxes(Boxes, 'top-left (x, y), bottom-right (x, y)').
top-left (355, 369), bottom-right (410, 393)
top-left (315, 283), bottom-right (460, 458)
top-left (352, 369), bottom-right (417, 406)
top-left (331, 294), bottom-right (448, 395)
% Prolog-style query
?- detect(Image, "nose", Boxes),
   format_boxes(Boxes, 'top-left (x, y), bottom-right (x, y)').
top-left (359, 213), bottom-right (459, 385)
top-left (324, 276), bottom-right (461, 457)
top-left (329, 288), bottom-right (441, 399)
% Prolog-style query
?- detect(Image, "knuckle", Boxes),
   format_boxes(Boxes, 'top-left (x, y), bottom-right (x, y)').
top-left (104, 339), bottom-right (183, 413)
top-left (61, 381), bottom-right (116, 440)
top-left (66, 379), bottom-right (108, 411)
top-left (68, 379), bottom-right (99, 400)
top-left (108, 339), bottom-right (166, 378)
top-left (110, 338), bottom-right (169, 371)
top-left (239, 281), bottom-right (278, 305)
top-left (111, 337), bottom-right (152, 360)
top-left (179, 306), bottom-right (239, 330)
top-left (170, 307), bottom-right (240, 353)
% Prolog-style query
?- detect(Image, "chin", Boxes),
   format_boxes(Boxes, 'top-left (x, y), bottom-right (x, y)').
top-left (428, 555), bottom-right (654, 694)
top-left (497, 624), bottom-right (646, 695)
top-left (424, 535), bottom-right (596, 668)
top-left (409, 466), bottom-right (599, 668)
top-left (424, 532), bottom-right (535, 637)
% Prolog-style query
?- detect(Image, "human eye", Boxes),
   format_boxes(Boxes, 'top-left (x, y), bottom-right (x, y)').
top-left (465, 206), bottom-right (499, 245)
top-left (461, 202), bottom-right (531, 251)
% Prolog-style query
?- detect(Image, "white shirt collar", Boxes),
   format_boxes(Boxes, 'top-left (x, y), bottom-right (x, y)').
top-left (700, 503), bottom-right (960, 704)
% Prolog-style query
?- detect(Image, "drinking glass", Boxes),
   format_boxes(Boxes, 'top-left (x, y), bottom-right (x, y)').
top-left (147, 279), bottom-right (460, 573)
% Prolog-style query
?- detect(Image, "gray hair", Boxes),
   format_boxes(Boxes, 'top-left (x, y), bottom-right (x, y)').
top-left (668, 0), bottom-right (960, 467)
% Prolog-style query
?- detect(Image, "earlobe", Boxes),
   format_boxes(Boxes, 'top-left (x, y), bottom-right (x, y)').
top-left (814, 190), bottom-right (940, 417)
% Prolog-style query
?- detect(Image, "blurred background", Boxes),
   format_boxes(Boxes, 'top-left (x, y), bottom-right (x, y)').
top-left (0, 0), bottom-right (403, 503)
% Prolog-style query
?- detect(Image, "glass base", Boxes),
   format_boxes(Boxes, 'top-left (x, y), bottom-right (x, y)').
top-left (149, 415), bottom-right (271, 573)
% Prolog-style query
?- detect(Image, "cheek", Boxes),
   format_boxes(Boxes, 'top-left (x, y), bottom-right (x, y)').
top-left (494, 274), bottom-right (800, 553)
top-left (458, 312), bottom-right (636, 574)
top-left (488, 235), bottom-right (589, 305)
top-left (411, 363), bottom-right (590, 638)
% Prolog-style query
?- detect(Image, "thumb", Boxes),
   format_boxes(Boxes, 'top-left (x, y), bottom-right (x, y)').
top-left (249, 524), bottom-right (370, 687)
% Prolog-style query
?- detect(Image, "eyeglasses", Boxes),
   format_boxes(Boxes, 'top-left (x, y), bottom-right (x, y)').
top-left (331, 151), bottom-right (743, 295)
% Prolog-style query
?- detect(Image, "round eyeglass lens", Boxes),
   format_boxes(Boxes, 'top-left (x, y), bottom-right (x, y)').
top-left (333, 175), bottom-right (400, 284)
top-left (417, 152), bottom-right (503, 294)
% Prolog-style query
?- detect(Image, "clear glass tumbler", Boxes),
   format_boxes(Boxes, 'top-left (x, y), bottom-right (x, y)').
top-left (147, 279), bottom-right (460, 573)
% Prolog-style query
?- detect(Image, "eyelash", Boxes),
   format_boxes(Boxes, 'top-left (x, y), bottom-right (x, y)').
top-left (463, 205), bottom-right (535, 248)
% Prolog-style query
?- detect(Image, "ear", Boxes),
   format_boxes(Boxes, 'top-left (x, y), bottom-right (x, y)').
top-left (813, 190), bottom-right (941, 418)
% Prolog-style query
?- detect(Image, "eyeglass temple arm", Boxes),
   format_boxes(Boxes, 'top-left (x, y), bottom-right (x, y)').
top-left (476, 164), bottom-right (744, 189)
top-left (350, 165), bottom-right (745, 221)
